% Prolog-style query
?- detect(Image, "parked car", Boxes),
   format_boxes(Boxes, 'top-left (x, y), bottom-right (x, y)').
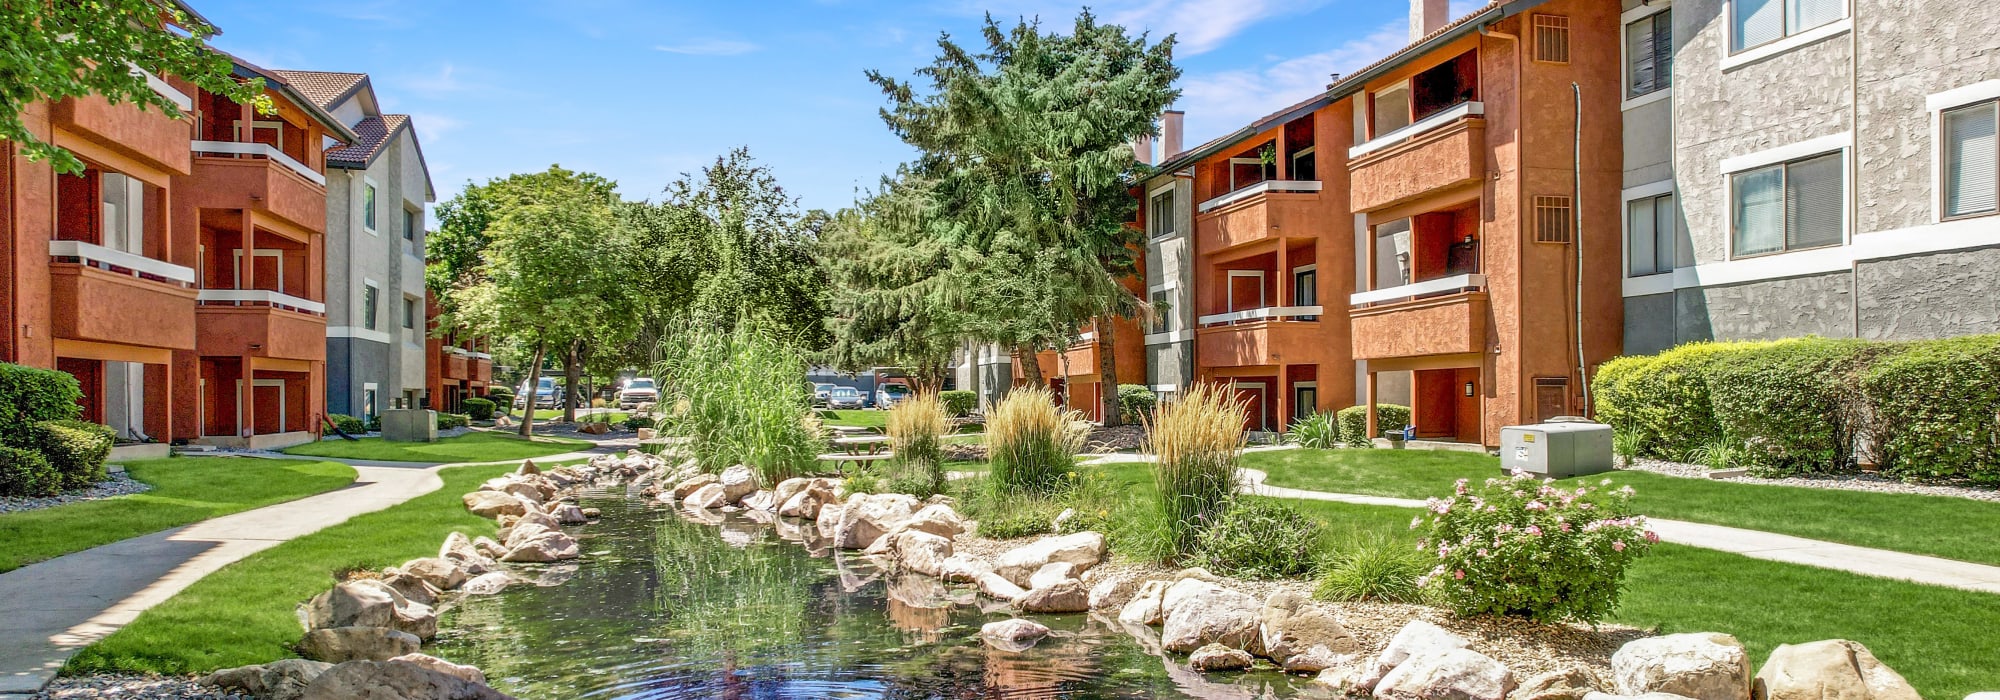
top-left (827, 387), bottom-right (866, 410)
top-left (531, 377), bottom-right (561, 409)
top-left (619, 377), bottom-right (658, 409)
top-left (876, 382), bottom-right (911, 409)
top-left (813, 383), bottom-right (837, 407)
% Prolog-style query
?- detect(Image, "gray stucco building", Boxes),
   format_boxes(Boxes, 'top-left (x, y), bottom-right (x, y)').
top-left (272, 70), bottom-right (435, 420)
top-left (1139, 111), bottom-right (1195, 400)
top-left (1621, 0), bottom-right (2000, 354)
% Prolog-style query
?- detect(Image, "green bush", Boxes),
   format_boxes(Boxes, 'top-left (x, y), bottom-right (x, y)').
top-left (938, 390), bottom-right (978, 417)
top-left (461, 398), bottom-right (495, 421)
top-left (1315, 534), bottom-right (1430, 603)
top-left (988, 387), bottom-right (1084, 495)
top-left (1334, 403), bottom-right (1410, 447)
top-left (327, 414), bottom-right (366, 435)
top-left (1708, 338), bottom-right (1878, 476)
top-left (655, 323), bottom-right (820, 484)
top-left (365, 415), bottom-right (382, 433)
top-left (487, 387), bottom-right (515, 409)
top-left (36, 419), bottom-right (113, 490)
top-left (1192, 498), bottom-right (1323, 579)
top-left (1420, 473), bottom-right (1655, 624)
top-left (1285, 411), bottom-right (1339, 449)
top-left (437, 413), bottom-right (470, 430)
top-left (0, 446), bottom-right (59, 497)
top-left (1593, 342), bottom-right (1757, 460)
top-left (623, 414), bottom-right (657, 430)
top-left (0, 363), bottom-right (83, 449)
top-left (1116, 384), bottom-right (1157, 423)
top-left (1862, 335), bottom-right (2000, 483)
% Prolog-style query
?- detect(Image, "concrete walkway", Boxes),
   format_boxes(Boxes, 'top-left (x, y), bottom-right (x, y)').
top-left (0, 448), bottom-right (608, 694)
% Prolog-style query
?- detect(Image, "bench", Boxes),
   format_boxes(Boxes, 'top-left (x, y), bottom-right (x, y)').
top-left (816, 451), bottom-right (892, 474)
top-left (827, 425), bottom-right (880, 437)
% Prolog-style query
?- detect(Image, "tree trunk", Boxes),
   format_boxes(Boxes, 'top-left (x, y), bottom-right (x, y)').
top-left (1015, 343), bottom-right (1043, 394)
top-left (562, 339), bottom-right (583, 423)
top-left (519, 341), bottom-right (545, 438)
top-left (1099, 317), bottom-right (1121, 427)
top-left (967, 343), bottom-right (983, 408)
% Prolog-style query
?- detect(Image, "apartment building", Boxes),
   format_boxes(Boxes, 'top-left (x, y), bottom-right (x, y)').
top-left (271, 70), bottom-right (435, 420)
top-left (1135, 112), bottom-right (1198, 403)
top-left (1621, 0), bottom-right (2000, 350)
top-left (1023, 315), bottom-right (1148, 423)
top-left (425, 291), bottom-right (492, 414)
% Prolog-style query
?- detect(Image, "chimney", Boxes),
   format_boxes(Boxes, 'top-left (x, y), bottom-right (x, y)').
top-left (1133, 134), bottom-right (1155, 165)
top-left (1410, 0), bottom-right (1448, 41)
top-left (1162, 110), bottom-right (1185, 159)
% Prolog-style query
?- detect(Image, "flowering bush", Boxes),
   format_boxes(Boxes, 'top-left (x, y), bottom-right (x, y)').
top-left (1415, 471), bottom-right (1657, 624)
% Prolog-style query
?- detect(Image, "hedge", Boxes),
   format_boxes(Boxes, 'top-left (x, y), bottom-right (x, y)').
top-left (1861, 335), bottom-right (2000, 483)
top-left (0, 446), bottom-right (58, 497)
top-left (36, 419), bottom-right (113, 490)
top-left (487, 387), bottom-right (515, 408)
top-left (938, 390), bottom-right (978, 417)
top-left (1708, 338), bottom-right (1879, 476)
top-left (437, 413), bottom-right (470, 430)
top-left (1117, 384), bottom-right (1156, 423)
top-left (1593, 341), bottom-right (1760, 461)
top-left (0, 363), bottom-right (83, 449)
top-left (462, 398), bottom-right (496, 421)
top-left (1335, 403), bottom-right (1411, 447)
top-left (328, 414), bottom-right (365, 435)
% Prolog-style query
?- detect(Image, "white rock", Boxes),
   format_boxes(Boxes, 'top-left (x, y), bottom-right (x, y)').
top-left (1159, 579), bottom-right (1261, 654)
top-left (815, 503), bottom-right (845, 533)
top-left (1118, 579), bottom-right (1171, 626)
top-left (834, 493), bottom-right (920, 549)
top-left (459, 572), bottom-right (513, 595)
top-left (892, 530), bottom-right (954, 577)
top-left (552, 503), bottom-right (589, 525)
top-left (200, 659), bottom-right (332, 700)
top-left (1028, 562), bottom-right (1076, 590)
top-left (671, 473), bottom-right (718, 500)
top-left (1754, 639), bottom-right (1919, 700)
top-left (937, 554), bottom-right (992, 583)
top-left (389, 653), bottom-right (487, 685)
top-left (894, 503), bottom-right (967, 539)
top-left (992, 531), bottom-right (1106, 587)
top-left (1087, 575), bottom-right (1140, 611)
top-left (1361, 620), bottom-right (1471, 691)
top-left (1017, 580), bottom-right (1090, 613)
top-left (718, 465), bottom-right (759, 504)
top-left (1375, 648), bottom-right (1515, 700)
top-left (1611, 633), bottom-right (1752, 700)
top-left (1282, 645), bottom-right (1355, 674)
top-left (500, 529), bottom-right (580, 562)
top-left (684, 482), bottom-right (729, 510)
top-left (980, 618), bottom-right (1051, 647)
top-left (977, 571), bottom-right (1028, 602)
top-left (297, 626), bottom-right (421, 663)
top-left (297, 659), bottom-right (513, 700)
top-left (399, 558), bottom-right (467, 591)
top-left (1189, 643), bottom-right (1254, 672)
top-left (461, 491), bottom-right (529, 518)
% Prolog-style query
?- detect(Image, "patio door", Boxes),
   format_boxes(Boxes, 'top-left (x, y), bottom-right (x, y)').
top-left (1292, 265), bottom-right (1317, 320)
top-left (253, 379), bottom-right (286, 434)
top-left (1293, 381), bottom-right (1318, 420)
top-left (1234, 381), bottom-right (1270, 432)
top-left (1227, 271), bottom-right (1265, 314)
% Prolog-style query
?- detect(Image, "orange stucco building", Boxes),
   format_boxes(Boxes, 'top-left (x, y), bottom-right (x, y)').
top-left (426, 291), bottom-right (492, 414)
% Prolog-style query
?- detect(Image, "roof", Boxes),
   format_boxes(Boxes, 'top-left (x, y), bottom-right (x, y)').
top-left (268, 70), bottom-right (369, 111)
top-left (325, 114), bottom-right (438, 200)
top-left (224, 55), bottom-right (360, 143)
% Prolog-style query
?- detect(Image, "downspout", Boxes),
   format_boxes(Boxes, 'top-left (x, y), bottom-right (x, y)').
top-left (1848, 1), bottom-right (1861, 340)
top-left (1574, 83), bottom-right (1591, 417)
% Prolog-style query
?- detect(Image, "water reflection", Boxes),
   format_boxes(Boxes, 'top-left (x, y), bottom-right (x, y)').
top-left (429, 488), bottom-right (1328, 699)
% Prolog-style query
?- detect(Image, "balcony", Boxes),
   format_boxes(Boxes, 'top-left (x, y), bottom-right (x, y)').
top-left (1348, 102), bottom-right (1485, 213)
top-left (1194, 306), bottom-right (1325, 367)
top-left (50, 94), bottom-right (191, 175)
top-left (47, 241), bottom-right (197, 351)
top-left (443, 348), bottom-right (472, 381)
top-left (472, 356), bottom-right (493, 384)
top-left (1194, 181), bottom-right (1324, 253)
top-left (1349, 275), bottom-right (1489, 360)
top-left (188, 142), bottom-right (327, 233)
top-left (195, 290), bottom-right (327, 362)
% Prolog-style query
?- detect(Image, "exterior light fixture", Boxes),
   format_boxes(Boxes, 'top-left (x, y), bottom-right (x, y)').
top-left (1464, 381), bottom-right (1475, 397)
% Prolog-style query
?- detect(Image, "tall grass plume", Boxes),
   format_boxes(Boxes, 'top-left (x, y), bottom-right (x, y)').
top-left (987, 387), bottom-right (1086, 494)
top-left (886, 390), bottom-right (949, 495)
top-left (1145, 382), bottom-right (1247, 555)
top-left (653, 323), bottom-right (820, 485)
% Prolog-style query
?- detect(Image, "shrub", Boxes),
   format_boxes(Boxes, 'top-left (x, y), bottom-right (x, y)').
top-left (1708, 338), bottom-right (1878, 476)
top-left (1861, 335), bottom-right (2000, 483)
top-left (0, 446), bottom-right (59, 497)
top-left (623, 414), bottom-right (657, 431)
top-left (950, 476), bottom-right (1061, 539)
top-left (938, 390), bottom-right (979, 417)
top-left (1192, 498), bottom-right (1323, 578)
top-left (1147, 382), bottom-right (1246, 555)
top-left (987, 387), bottom-right (1085, 494)
top-left (0, 363), bottom-right (83, 448)
top-left (655, 323), bottom-right (821, 484)
top-left (886, 391), bottom-right (949, 496)
top-left (437, 413), bottom-right (470, 430)
top-left (487, 387), bottom-right (515, 409)
top-left (1117, 384), bottom-right (1157, 423)
top-left (1595, 341), bottom-right (1757, 460)
top-left (1316, 534), bottom-right (1430, 603)
top-left (328, 414), bottom-right (366, 435)
top-left (461, 398), bottom-right (496, 421)
top-left (36, 419), bottom-right (113, 490)
top-left (365, 415), bottom-right (383, 432)
top-left (1285, 411), bottom-right (1339, 449)
top-left (1334, 403), bottom-right (1411, 447)
top-left (1418, 472), bottom-right (1656, 624)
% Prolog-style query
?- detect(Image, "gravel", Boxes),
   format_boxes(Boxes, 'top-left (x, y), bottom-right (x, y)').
top-left (31, 674), bottom-right (244, 699)
top-left (1621, 458), bottom-right (2000, 502)
top-left (0, 473), bottom-right (152, 514)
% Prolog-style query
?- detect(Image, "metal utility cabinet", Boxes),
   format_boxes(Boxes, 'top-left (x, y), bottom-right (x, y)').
top-left (1499, 421), bottom-right (1614, 478)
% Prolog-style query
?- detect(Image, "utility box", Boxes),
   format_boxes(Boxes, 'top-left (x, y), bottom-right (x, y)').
top-left (1499, 421), bottom-right (1614, 478)
top-left (381, 409), bottom-right (438, 443)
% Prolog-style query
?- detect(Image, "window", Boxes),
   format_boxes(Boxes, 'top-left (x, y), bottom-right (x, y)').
top-left (1150, 290), bottom-right (1171, 334)
top-left (1532, 14), bottom-right (1571, 64)
top-left (1732, 152), bottom-right (1843, 257)
top-left (1289, 146), bottom-right (1317, 182)
top-left (1732, 0), bottom-right (1841, 53)
top-left (362, 384), bottom-right (379, 421)
top-left (1627, 9), bottom-right (1672, 99)
top-left (1943, 102), bottom-right (1998, 218)
top-left (1533, 195), bottom-right (1574, 244)
top-left (1371, 85), bottom-right (1411, 138)
top-left (1293, 267), bottom-right (1318, 321)
top-left (1411, 51), bottom-right (1478, 123)
top-left (1628, 193), bottom-right (1677, 276)
top-left (402, 297), bottom-right (417, 330)
top-left (1148, 189), bottom-right (1176, 238)
top-left (362, 283), bottom-right (379, 330)
top-left (1294, 382), bottom-right (1318, 419)
top-left (1373, 218), bottom-right (1413, 289)
top-left (363, 183), bottom-right (378, 232)
top-left (402, 208), bottom-right (417, 241)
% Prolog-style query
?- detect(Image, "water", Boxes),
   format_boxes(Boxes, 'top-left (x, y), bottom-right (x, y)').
top-left (428, 487), bottom-right (1330, 699)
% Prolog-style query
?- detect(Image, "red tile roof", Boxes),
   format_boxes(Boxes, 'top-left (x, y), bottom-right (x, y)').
top-left (268, 69), bottom-right (368, 110)
top-left (327, 114), bottom-right (406, 169)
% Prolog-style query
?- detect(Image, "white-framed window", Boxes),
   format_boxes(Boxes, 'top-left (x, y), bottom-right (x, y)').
top-left (1625, 7), bottom-right (1671, 100)
top-left (1289, 146), bottom-right (1317, 182)
top-left (1627, 192), bottom-right (1677, 276)
top-left (363, 180), bottom-right (378, 233)
top-left (1147, 185), bottom-right (1176, 239)
top-left (1942, 101), bottom-right (1998, 220)
top-left (1731, 152), bottom-right (1844, 258)
top-left (1150, 289), bottom-right (1172, 334)
top-left (1730, 0), bottom-right (1842, 53)
top-left (362, 382), bottom-right (379, 422)
top-left (362, 282), bottom-right (380, 331)
top-left (1292, 265), bottom-right (1318, 321)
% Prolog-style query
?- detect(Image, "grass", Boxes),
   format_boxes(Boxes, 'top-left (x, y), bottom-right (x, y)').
top-left (0, 457), bottom-right (356, 573)
top-left (820, 409), bottom-right (886, 429)
top-left (66, 461), bottom-right (526, 674)
top-left (1246, 448), bottom-right (2000, 567)
top-left (528, 409), bottom-right (629, 422)
top-left (279, 431), bottom-right (590, 464)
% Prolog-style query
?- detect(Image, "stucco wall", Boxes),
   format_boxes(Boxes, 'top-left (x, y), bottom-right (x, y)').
top-left (1145, 342), bottom-right (1192, 392)
top-left (1674, 271), bottom-right (1854, 343)
top-left (1853, 0), bottom-right (2000, 234)
top-left (323, 94), bottom-right (431, 410)
top-left (1856, 246), bottom-right (2000, 339)
top-left (1622, 294), bottom-right (1677, 356)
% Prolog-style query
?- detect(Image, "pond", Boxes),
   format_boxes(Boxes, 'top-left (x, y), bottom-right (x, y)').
top-left (428, 486), bottom-right (1333, 699)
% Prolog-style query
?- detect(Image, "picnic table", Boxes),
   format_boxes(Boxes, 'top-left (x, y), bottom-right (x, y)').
top-left (828, 424), bottom-right (880, 436)
top-left (832, 435), bottom-right (892, 456)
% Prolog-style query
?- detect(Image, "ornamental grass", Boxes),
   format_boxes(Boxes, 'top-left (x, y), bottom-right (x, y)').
top-left (987, 387), bottom-right (1086, 495)
top-left (886, 390), bottom-right (949, 495)
top-left (1144, 382), bottom-right (1247, 556)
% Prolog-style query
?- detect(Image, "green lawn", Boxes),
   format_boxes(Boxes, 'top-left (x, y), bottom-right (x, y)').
top-left (529, 409), bottom-right (629, 423)
top-left (1246, 448), bottom-right (2000, 567)
top-left (280, 432), bottom-right (590, 464)
top-left (820, 409), bottom-right (886, 429)
top-left (0, 457), bottom-right (356, 573)
top-left (66, 461), bottom-right (526, 674)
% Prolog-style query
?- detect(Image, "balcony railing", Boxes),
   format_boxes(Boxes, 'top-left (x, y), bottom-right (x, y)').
top-left (1198, 305), bottom-right (1325, 326)
top-left (190, 140), bottom-right (325, 186)
top-left (1350, 273), bottom-right (1486, 307)
top-left (48, 240), bottom-right (195, 286)
top-left (1198, 180), bottom-right (1322, 213)
top-left (1349, 102), bottom-right (1484, 159)
top-left (196, 289), bottom-right (326, 315)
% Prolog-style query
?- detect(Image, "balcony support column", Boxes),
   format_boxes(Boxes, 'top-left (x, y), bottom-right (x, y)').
top-left (144, 361), bottom-right (173, 444)
top-left (240, 209), bottom-right (256, 291)
top-left (1276, 363), bottom-right (1291, 434)
top-left (1364, 369), bottom-right (1379, 444)
top-left (239, 354), bottom-right (255, 437)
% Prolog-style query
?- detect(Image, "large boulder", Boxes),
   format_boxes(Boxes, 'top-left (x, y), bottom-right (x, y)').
top-left (1028, 562), bottom-right (1076, 590)
top-left (305, 580), bottom-right (435, 638)
top-left (778, 485), bottom-right (834, 520)
top-left (1118, 579), bottom-right (1172, 626)
top-left (390, 654), bottom-right (488, 685)
top-left (992, 531), bottom-right (1106, 587)
top-left (1281, 645), bottom-right (1355, 674)
top-left (461, 491), bottom-right (529, 518)
top-left (378, 571), bottom-right (441, 607)
top-left (1189, 643), bottom-right (1255, 672)
top-left (1375, 648), bottom-right (1516, 700)
top-left (1753, 640), bottom-right (1919, 700)
top-left (1016, 580), bottom-right (1090, 613)
top-left (891, 530), bottom-right (954, 577)
top-left (937, 554), bottom-right (992, 583)
top-left (1515, 667), bottom-right (1608, 700)
top-left (297, 626), bottom-right (421, 663)
top-left (977, 571), bottom-right (1028, 602)
top-left (201, 659), bottom-right (333, 700)
top-left (459, 572), bottom-right (514, 595)
top-left (501, 528), bottom-right (580, 562)
top-left (551, 503), bottom-right (589, 525)
top-left (771, 477), bottom-right (815, 508)
top-left (683, 482), bottom-right (729, 510)
top-left (742, 490), bottom-right (777, 512)
top-left (1159, 579), bottom-right (1262, 654)
top-left (718, 465), bottom-right (759, 504)
top-left (834, 493), bottom-right (920, 549)
top-left (1088, 576), bottom-right (1142, 612)
top-left (298, 659), bottom-right (515, 700)
top-left (1610, 633), bottom-right (1752, 700)
top-left (893, 503), bottom-right (967, 539)
top-left (480, 476), bottom-right (547, 504)
top-left (439, 533), bottom-right (497, 575)
top-left (981, 618), bottom-right (1051, 648)
top-left (1259, 590), bottom-right (1357, 663)
top-left (1360, 620), bottom-right (1471, 691)
top-left (400, 558), bottom-right (467, 591)
top-left (671, 473), bottom-right (719, 500)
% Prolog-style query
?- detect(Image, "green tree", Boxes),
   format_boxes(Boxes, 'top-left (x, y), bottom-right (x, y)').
top-left (821, 174), bottom-right (967, 391)
top-left (2, 1), bottom-right (271, 174)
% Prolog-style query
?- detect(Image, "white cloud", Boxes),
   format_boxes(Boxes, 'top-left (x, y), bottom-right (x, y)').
top-left (655, 39), bottom-right (761, 56)
top-left (407, 112), bottom-right (465, 145)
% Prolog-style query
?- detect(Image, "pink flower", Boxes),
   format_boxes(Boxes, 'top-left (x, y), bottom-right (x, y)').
top-left (1477, 548), bottom-right (1490, 558)
top-left (1498, 523), bottom-right (1514, 534)
top-left (1410, 516), bottom-right (1424, 530)
top-left (1644, 530), bottom-right (1660, 543)
top-left (1453, 569), bottom-right (1466, 580)
top-left (1559, 521), bottom-right (1573, 532)
top-left (1454, 478), bottom-right (1470, 495)
top-left (1525, 500), bottom-right (1548, 511)
top-left (1613, 541), bottom-right (1627, 552)
top-left (1526, 525), bottom-right (1543, 536)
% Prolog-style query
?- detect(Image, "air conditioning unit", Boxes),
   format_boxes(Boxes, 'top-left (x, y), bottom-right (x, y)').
top-left (1499, 419), bottom-right (1614, 478)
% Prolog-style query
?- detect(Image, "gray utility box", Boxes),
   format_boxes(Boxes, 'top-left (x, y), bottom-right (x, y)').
top-left (381, 409), bottom-right (438, 443)
top-left (1499, 421), bottom-right (1614, 478)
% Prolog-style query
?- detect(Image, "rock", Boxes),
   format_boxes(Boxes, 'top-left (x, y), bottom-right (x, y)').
top-left (834, 493), bottom-right (921, 549)
top-left (1610, 633), bottom-right (1751, 700)
top-left (400, 558), bottom-right (467, 591)
top-left (895, 503), bottom-right (967, 539)
top-left (1754, 639), bottom-right (1919, 700)
top-left (684, 482), bottom-right (729, 510)
top-left (379, 571), bottom-right (442, 607)
top-left (1581, 693), bottom-right (1698, 700)
top-left (201, 659), bottom-right (334, 700)
top-left (480, 476), bottom-right (547, 503)
top-left (517, 459), bottom-right (540, 475)
top-left (390, 653), bottom-right (488, 685)
top-left (1017, 580), bottom-right (1090, 613)
top-left (992, 531), bottom-right (1107, 587)
top-left (1283, 645), bottom-right (1354, 674)
top-left (305, 580), bottom-right (399, 630)
top-left (671, 473), bottom-right (718, 500)
top-left (892, 530), bottom-right (954, 577)
top-left (1118, 579), bottom-right (1171, 626)
top-left (297, 626), bottom-right (421, 663)
top-left (778, 486), bottom-right (832, 519)
top-left (815, 502), bottom-right (845, 533)
top-left (501, 528), bottom-right (581, 562)
top-left (299, 659), bottom-right (514, 700)
top-left (742, 489), bottom-right (776, 511)
top-left (771, 477), bottom-right (814, 507)
top-left (1088, 576), bottom-right (1141, 611)
top-left (1319, 666), bottom-right (1368, 693)
top-left (582, 507), bottom-right (601, 519)
top-left (718, 465), bottom-right (759, 504)
top-left (459, 572), bottom-right (513, 595)
top-left (552, 503), bottom-right (589, 525)
top-left (1189, 643), bottom-right (1255, 672)
top-left (1259, 590), bottom-right (1356, 662)
top-left (439, 533), bottom-right (498, 575)
top-left (938, 554), bottom-right (991, 583)
top-left (1159, 579), bottom-right (1262, 654)
top-left (461, 491), bottom-right (529, 518)
top-left (1515, 667), bottom-right (1607, 700)
top-left (1051, 508), bottom-right (1076, 532)
top-left (1028, 562), bottom-right (1076, 590)
top-left (1175, 566), bottom-right (1221, 583)
top-left (472, 536), bottom-right (508, 560)
top-left (980, 618), bottom-right (1051, 648)
top-left (1361, 620), bottom-right (1472, 691)
top-left (1376, 648), bottom-right (1516, 700)
top-left (977, 571), bottom-right (1028, 602)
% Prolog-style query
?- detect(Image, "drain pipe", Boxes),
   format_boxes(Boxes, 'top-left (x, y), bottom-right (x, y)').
top-left (1573, 82), bottom-right (1591, 417)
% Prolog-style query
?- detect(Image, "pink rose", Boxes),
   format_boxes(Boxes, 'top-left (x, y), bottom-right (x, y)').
top-left (1613, 541), bottom-right (1627, 552)
top-left (1453, 569), bottom-right (1466, 580)
top-left (1526, 525), bottom-right (1543, 536)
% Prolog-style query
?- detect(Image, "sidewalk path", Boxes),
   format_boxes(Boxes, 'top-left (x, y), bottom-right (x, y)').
top-left (0, 448), bottom-right (609, 694)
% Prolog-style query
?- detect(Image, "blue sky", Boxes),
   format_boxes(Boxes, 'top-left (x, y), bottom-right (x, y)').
top-left (195, 0), bottom-right (1468, 215)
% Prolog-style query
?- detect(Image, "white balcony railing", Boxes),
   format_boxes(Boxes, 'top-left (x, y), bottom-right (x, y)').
top-left (468, 351), bottom-right (494, 360)
top-left (190, 140), bottom-right (326, 186)
top-left (196, 289), bottom-right (326, 315)
top-left (1349, 273), bottom-right (1486, 306)
top-left (136, 67), bottom-right (193, 111)
top-left (1197, 305), bottom-right (1325, 326)
top-left (48, 240), bottom-right (196, 285)
top-left (1349, 102), bottom-right (1484, 159)
top-left (1196, 179), bottom-right (1323, 213)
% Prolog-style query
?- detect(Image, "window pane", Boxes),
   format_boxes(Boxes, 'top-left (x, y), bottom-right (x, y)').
top-left (1628, 197), bottom-right (1658, 275)
top-left (1786, 154), bottom-right (1844, 250)
top-left (1151, 291), bottom-right (1169, 333)
top-left (1374, 86), bottom-right (1411, 136)
top-left (1733, 166), bottom-right (1785, 256)
top-left (1734, 0), bottom-right (1782, 51)
top-left (1788, 0), bottom-right (1842, 35)
top-left (1374, 219), bottom-right (1413, 288)
top-left (1654, 194), bottom-right (1677, 272)
top-left (1653, 11), bottom-right (1673, 91)
top-left (1627, 17), bottom-right (1658, 98)
top-left (1945, 104), bottom-right (1999, 217)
